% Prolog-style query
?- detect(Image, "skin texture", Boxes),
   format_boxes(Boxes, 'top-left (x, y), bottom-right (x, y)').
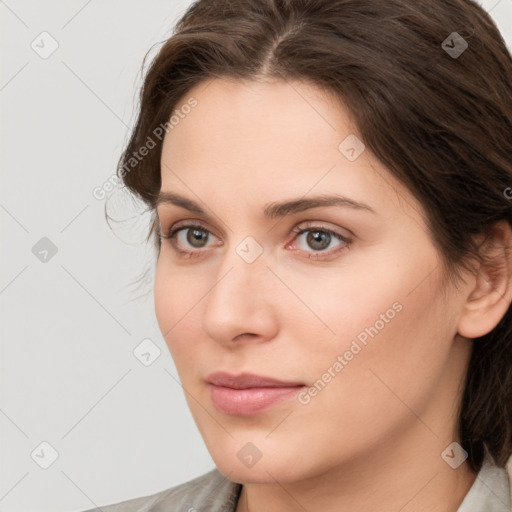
top-left (154, 77), bottom-right (512, 512)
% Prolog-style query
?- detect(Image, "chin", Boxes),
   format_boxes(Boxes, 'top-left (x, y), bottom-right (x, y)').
top-left (204, 434), bottom-right (324, 485)
top-left (213, 457), bottom-right (303, 485)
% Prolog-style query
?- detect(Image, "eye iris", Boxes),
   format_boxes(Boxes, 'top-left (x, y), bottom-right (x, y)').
top-left (307, 231), bottom-right (331, 251)
top-left (187, 228), bottom-right (208, 248)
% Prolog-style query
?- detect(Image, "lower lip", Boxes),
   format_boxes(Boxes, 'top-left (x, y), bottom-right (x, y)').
top-left (208, 384), bottom-right (304, 416)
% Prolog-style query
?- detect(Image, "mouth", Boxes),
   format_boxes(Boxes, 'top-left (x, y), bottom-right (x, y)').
top-left (206, 372), bottom-right (306, 416)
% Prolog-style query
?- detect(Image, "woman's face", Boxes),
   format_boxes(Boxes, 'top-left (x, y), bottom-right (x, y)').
top-left (154, 77), bottom-right (473, 483)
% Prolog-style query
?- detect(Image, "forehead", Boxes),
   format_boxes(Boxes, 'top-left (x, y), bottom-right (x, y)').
top-left (159, 77), bottom-right (423, 223)
top-left (161, 77), bottom-right (351, 166)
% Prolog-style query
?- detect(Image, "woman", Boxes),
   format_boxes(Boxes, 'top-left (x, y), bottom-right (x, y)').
top-left (84, 0), bottom-right (512, 510)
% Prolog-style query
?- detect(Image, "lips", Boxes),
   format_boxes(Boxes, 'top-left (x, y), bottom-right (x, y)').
top-left (207, 372), bottom-right (304, 389)
top-left (206, 372), bottom-right (305, 416)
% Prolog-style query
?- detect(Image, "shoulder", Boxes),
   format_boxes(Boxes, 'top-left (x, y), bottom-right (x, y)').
top-left (81, 468), bottom-right (242, 512)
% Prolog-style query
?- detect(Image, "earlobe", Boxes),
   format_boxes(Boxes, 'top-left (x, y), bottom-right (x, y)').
top-left (457, 220), bottom-right (512, 339)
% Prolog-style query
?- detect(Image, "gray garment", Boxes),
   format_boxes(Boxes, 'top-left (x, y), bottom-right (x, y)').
top-left (82, 469), bottom-right (241, 512)
top-left (458, 455), bottom-right (511, 511)
top-left (83, 457), bottom-right (512, 512)
top-left (85, 469), bottom-right (242, 512)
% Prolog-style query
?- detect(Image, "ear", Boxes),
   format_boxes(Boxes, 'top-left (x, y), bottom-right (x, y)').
top-left (457, 220), bottom-right (512, 339)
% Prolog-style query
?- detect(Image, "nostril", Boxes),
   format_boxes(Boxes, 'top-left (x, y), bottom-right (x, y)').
top-left (233, 332), bottom-right (259, 342)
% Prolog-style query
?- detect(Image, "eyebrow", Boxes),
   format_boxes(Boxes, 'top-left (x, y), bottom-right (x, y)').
top-left (155, 191), bottom-right (377, 218)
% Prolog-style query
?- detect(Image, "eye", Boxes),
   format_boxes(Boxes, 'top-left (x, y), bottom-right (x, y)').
top-left (160, 221), bottom-right (352, 261)
top-left (288, 224), bottom-right (351, 259)
top-left (160, 222), bottom-right (221, 257)
top-left (176, 226), bottom-right (210, 248)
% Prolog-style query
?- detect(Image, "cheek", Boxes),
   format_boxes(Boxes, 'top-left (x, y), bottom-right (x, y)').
top-left (299, 265), bottom-right (452, 435)
top-left (154, 254), bottom-right (230, 381)
top-left (296, 241), bottom-right (450, 400)
top-left (154, 262), bottom-right (177, 335)
top-left (154, 257), bottom-right (201, 350)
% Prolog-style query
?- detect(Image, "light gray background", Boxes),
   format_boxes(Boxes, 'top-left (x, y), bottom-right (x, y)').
top-left (1, 1), bottom-right (511, 511)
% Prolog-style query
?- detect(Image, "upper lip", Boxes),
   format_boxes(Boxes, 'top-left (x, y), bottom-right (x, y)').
top-left (206, 372), bottom-right (304, 389)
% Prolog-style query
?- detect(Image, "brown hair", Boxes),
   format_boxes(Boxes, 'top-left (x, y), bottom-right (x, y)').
top-left (115, 0), bottom-right (512, 472)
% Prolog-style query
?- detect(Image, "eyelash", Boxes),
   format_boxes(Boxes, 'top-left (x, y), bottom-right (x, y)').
top-left (159, 222), bottom-right (352, 260)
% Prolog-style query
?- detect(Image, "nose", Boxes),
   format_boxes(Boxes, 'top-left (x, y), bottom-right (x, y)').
top-left (201, 246), bottom-right (279, 346)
